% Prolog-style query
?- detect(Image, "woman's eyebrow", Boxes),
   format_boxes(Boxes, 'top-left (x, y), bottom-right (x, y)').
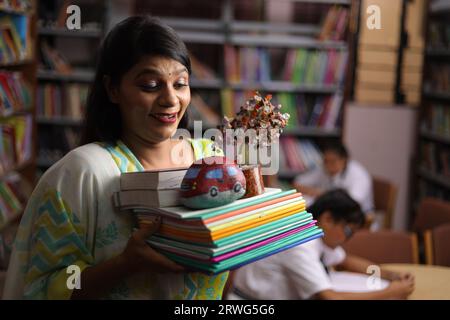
top-left (135, 67), bottom-right (188, 79)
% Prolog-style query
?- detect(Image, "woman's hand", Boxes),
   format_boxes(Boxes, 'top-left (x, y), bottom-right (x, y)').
top-left (118, 218), bottom-right (185, 275)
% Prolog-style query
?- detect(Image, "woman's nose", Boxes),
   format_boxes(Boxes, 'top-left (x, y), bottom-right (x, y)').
top-left (158, 85), bottom-right (178, 108)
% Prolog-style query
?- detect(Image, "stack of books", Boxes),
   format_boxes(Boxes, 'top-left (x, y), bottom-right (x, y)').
top-left (114, 167), bottom-right (189, 210)
top-left (115, 185), bottom-right (323, 274)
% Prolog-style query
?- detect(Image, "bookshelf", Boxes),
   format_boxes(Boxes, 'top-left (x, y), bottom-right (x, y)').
top-left (136, 0), bottom-right (357, 184)
top-left (35, 0), bottom-right (110, 173)
top-left (414, 0), bottom-right (450, 207)
top-left (0, 0), bottom-right (37, 259)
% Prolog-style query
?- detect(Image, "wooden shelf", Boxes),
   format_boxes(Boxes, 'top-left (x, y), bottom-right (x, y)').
top-left (0, 6), bottom-right (32, 15)
top-left (230, 82), bottom-right (340, 93)
top-left (423, 90), bottom-right (450, 102)
top-left (230, 34), bottom-right (347, 49)
top-left (418, 167), bottom-right (450, 191)
top-left (37, 69), bottom-right (95, 82)
top-left (420, 130), bottom-right (450, 145)
top-left (0, 59), bottom-right (34, 68)
top-left (190, 79), bottom-right (341, 93)
top-left (430, 0), bottom-right (450, 14)
top-left (38, 27), bottom-right (103, 38)
top-left (0, 109), bottom-right (33, 119)
top-left (190, 78), bottom-right (225, 89)
top-left (426, 48), bottom-right (450, 58)
top-left (36, 117), bottom-right (83, 126)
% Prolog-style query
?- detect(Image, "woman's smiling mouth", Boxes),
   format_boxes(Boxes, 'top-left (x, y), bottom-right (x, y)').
top-left (149, 112), bottom-right (178, 124)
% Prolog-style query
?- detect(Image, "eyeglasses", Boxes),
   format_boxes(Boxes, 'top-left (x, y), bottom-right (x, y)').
top-left (343, 225), bottom-right (354, 239)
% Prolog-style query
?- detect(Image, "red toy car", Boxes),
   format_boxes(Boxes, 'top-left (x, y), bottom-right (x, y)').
top-left (180, 156), bottom-right (246, 209)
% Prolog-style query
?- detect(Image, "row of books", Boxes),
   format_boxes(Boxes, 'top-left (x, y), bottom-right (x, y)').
top-left (224, 46), bottom-right (348, 86)
top-left (37, 83), bottom-right (89, 119)
top-left (0, 114), bottom-right (32, 174)
top-left (221, 90), bottom-right (342, 130)
top-left (429, 21), bottom-right (450, 50)
top-left (114, 167), bottom-right (323, 274)
top-left (275, 92), bottom-right (343, 130)
top-left (0, 0), bottom-right (32, 12)
top-left (280, 138), bottom-right (322, 173)
top-left (425, 64), bottom-right (450, 93)
top-left (0, 13), bottom-right (31, 64)
top-left (423, 103), bottom-right (450, 137)
top-left (421, 141), bottom-right (450, 178)
top-left (0, 172), bottom-right (30, 231)
top-left (317, 5), bottom-right (349, 41)
top-left (0, 71), bottom-right (31, 116)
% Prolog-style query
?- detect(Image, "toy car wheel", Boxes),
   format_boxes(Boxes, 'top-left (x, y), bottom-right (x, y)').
top-left (233, 182), bottom-right (242, 193)
top-left (209, 186), bottom-right (218, 197)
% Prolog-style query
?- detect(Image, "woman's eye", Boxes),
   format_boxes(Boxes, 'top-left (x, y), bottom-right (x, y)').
top-left (139, 82), bottom-right (158, 91)
top-left (174, 81), bottom-right (189, 89)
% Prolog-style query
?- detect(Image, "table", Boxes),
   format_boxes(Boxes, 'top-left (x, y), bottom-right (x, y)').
top-left (382, 263), bottom-right (450, 300)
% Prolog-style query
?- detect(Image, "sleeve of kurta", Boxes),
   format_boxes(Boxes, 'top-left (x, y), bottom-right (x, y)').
top-left (22, 150), bottom-right (100, 299)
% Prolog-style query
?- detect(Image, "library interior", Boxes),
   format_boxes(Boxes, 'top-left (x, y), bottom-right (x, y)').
top-left (1, 0), bottom-right (450, 301)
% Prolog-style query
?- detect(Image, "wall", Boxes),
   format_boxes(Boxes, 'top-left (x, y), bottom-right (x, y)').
top-left (343, 103), bottom-right (417, 230)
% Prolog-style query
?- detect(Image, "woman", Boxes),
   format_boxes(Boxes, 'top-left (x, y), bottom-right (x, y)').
top-left (3, 16), bottom-right (227, 300)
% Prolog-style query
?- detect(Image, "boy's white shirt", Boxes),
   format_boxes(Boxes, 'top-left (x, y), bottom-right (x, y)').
top-left (294, 159), bottom-right (374, 213)
top-left (233, 238), bottom-right (346, 300)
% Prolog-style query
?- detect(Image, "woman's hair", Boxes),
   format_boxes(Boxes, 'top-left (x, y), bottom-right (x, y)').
top-left (307, 189), bottom-right (365, 227)
top-left (81, 15), bottom-right (191, 145)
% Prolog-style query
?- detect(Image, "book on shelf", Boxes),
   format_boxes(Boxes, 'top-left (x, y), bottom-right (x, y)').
top-left (428, 21), bottom-right (450, 50)
top-left (0, 0), bottom-right (33, 13)
top-left (0, 71), bottom-right (31, 116)
top-left (0, 13), bottom-right (31, 64)
top-left (189, 53), bottom-right (218, 81)
top-left (0, 172), bottom-right (32, 231)
top-left (116, 188), bottom-right (323, 274)
top-left (189, 93), bottom-right (221, 128)
top-left (318, 5), bottom-right (349, 41)
top-left (39, 40), bottom-right (72, 74)
top-left (120, 167), bottom-right (188, 191)
top-left (425, 64), bottom-right (450, 94)
top-left (280, 138), bottom-right (322, 174)
top-left (37, 83), bottom-right (89, 119)
top-left (421, 141), bottom-right (450, 178)
top-left (0, 113), bottom-right (32, 173)
top-left (423, 103), bottom-right (450, 137)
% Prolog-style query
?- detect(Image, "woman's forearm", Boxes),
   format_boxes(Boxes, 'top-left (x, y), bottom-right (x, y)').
top-left (70, 254), bottom-right (131, 299)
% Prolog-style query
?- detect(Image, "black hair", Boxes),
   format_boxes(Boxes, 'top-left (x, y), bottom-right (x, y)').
top-left (81, 15), bottom-right (191, 145)
top-left (323, 141), bottom-right (349, 159)
top-left (308, 189), bottom-right (365, 227)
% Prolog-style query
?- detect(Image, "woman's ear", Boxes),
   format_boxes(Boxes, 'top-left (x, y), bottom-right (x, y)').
top-left (103, 75), bottom-right (119, 104)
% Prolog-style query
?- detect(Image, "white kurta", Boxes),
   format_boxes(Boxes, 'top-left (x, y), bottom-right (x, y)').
top-left (3, 139), bottom-right (228, 299)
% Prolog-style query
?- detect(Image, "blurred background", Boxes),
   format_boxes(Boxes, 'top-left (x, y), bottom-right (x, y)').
top-left (1, 0), bottom-right (450, 298)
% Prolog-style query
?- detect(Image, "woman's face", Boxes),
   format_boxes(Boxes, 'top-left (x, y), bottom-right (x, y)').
top-left (109, 55), bottom-right (191, 144)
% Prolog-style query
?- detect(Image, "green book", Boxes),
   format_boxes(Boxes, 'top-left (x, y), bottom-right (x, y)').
top-left (134, 188), bottom-right (295, 220)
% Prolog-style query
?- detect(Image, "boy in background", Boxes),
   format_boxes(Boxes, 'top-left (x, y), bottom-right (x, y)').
top-left (228, 189), bottom-right (414, 300)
